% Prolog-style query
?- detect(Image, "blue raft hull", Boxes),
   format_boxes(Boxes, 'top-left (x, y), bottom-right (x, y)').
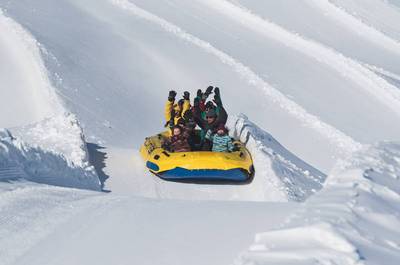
top-left (157, 167), bottom-right (252, 183)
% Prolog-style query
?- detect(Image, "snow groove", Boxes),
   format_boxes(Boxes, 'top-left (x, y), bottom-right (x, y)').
top-left (201, 0), bottom-right (400, 118)
top-left (111, 0), bottom-right (361, 155)
top-left (0, 166), bottom-right (25, 179)
top-left (308, 0), bottom-right (400, 53)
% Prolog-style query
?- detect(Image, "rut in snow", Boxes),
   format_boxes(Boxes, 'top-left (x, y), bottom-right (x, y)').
top-left (200, 0), bottom-right (400, 117)
top-left (308, 0), bottom-right (400, 53)
top-left (111, 0), bottom-right (361, 156)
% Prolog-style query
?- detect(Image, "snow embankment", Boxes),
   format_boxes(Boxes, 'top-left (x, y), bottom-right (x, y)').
top-left (0, 113), bottom-right (100, 191)
top-left (238, 142), bottom-right (400, 264)
top-left (0, 9), bottom-right (62, 128)
top-left (228, 115), bottom-right (326, 202)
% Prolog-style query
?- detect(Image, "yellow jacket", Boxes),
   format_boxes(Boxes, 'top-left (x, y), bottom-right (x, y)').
top-left (164, 99), bottom-right (191, 126)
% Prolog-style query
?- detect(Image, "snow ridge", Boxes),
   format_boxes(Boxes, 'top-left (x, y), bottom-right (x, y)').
top-left (237, 142), bottom-right (400, 264)
top-left (0, 9), bottom-right (63, 127)
top-left (229, 114), bottom-right (326, 202)
top-left (111, 0), bottom-right (361, 156)
top-left (202, 0), bottom-right (400, 118)
top-left (0, 114), bottom-right (100, 191)
top-left (308, 0), bottom-right (400, 53)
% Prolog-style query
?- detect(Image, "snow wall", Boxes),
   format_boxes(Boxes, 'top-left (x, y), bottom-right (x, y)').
top-left (228, 114), bottom-right (326, 202)
top-left (0, 113), bottom-right (100, 191)
top-left (237, 142), bottom-right (400, 264)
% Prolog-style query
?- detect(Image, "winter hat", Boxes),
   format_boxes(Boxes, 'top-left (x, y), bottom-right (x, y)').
top-left (206, 108), bottom-right (217, 118)
top-left (172, 125), bottom-right (183, 132)
top-left (217, 123), bottom-right (228, 133)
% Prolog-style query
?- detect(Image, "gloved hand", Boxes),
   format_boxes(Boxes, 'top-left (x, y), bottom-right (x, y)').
top-left (196, 89), bottom-right (203, 98)
top-left (214, 87), bottom-right (220, 97)
top-left (168, 90), bottom-right (177, 102)
top-left (232, 143), bottom-right (240, 152)
top-left (205, 86), bottom-right (213, 96)
top-left (213, 87), bottom-right (221, 105)
top-left (183, 91), bottom-right (190, 100)
top-left (203, 86), bottom-right (213, 100)
top-left (213, 94), bottom-right (222, 106)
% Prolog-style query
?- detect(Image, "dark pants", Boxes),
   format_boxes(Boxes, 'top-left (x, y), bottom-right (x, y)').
top-left (201, 139), bottom-right (213, 151)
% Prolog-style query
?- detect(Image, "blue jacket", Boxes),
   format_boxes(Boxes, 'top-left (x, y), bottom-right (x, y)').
top-left (205, 131), bottom-right (234, 152)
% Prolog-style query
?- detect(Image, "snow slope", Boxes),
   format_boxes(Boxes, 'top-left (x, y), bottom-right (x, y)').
top-left (238, 142), bottom-right (400, 265)
top-left (1, 0), bottom-right (400, 265)
top-left (0, 181), bottom-right (294, 265)
top-left (0, 10), bottom-right (62, 128)
top-left (3, 0), bottom-right (400, 170)
top-left (0, 10), bottom-right (99, 190)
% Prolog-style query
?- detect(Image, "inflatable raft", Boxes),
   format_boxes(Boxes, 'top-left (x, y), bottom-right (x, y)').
top-left (140, 131), bottom-right (254, 183)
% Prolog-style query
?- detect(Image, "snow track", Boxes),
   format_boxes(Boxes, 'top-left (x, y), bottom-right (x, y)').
top-left (0, 183), bottom-right (105, 265)
top-left (1, 1), bottom-right (400, 264)
top-left (201, 0), bottom-right (400, 118)
top-left (104, 115), bottom-right (325, 202)
top-left (308, 0), bottom-right (400, 52)
top-left (111, 0), bottom-right (361, 156)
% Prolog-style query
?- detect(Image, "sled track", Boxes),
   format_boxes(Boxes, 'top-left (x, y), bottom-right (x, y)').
top-left (200, 0), bottom-right (400, 117)
top-left (308, 0), bottom-right (400, 53)
top-left (111, 0), bottom-right (361, 155)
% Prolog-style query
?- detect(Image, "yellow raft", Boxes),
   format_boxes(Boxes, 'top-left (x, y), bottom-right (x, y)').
top-left (140, 131), bottom-right (254, 182)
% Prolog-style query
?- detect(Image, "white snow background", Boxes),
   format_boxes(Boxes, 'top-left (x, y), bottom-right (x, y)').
top-left (1, 0), bottom-right (400, 264)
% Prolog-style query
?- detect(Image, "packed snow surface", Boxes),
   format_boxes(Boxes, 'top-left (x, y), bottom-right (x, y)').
top-left (238, 142), bottom-right (400, 265)
top-left (1, 0), bottom-right (400, 264)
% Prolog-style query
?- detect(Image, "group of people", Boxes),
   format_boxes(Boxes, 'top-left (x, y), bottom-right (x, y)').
top-left (162, 86), bottom-right (235, 153)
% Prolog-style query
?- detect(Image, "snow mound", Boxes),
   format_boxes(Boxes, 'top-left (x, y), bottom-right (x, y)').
top-left (240, 222), bottom-right (360, 265)
top-left (229, 114), bottom-right (326, 202)
top-left (0, 114), bottom-right (100, 191)
top-left (14, 113), bottom-right (90, 168)
top-left (237, 142), bottom-right (400, 264)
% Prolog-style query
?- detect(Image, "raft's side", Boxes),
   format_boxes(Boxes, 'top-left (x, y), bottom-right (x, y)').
top-left (140, 132), bottom-right (254, 178)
